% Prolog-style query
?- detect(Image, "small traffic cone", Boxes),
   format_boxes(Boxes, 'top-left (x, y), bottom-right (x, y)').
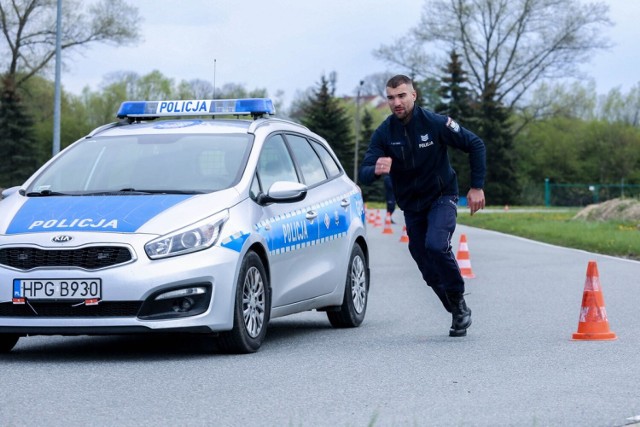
top-left (373, 210), bottom-right (382, 227)
top-left (367, 208), bottom-right (376, 225)
top-left (399, 226), bottom-right (409, 243)
top-left (572, 261), bottom-right (617, 341)
top-left (382, 212), bottom-right (394, 234)
top-left (456, 234), bottom-right (475, 279)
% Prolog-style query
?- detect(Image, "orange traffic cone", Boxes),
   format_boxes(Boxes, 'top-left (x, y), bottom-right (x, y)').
top-left (399, 226), bottom-right (409, 243)
top-left (572, 261), bottom-right (617, 341)
top-left (367, 208), bottom-right (376, 225)
top-left (456, 234), bottom-right (475, 279)
top-left (382, 212), bottom-right (394, 234)
top-left (373, 210), bottom-right (382, 227)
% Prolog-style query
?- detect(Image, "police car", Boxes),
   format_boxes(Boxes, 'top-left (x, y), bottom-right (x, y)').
top-left (0, 98), bottom-right (369, 353)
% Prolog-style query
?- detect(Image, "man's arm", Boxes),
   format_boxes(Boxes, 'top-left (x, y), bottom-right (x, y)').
top-left (358, 129), bottom-right (387, 185)
top-left (442, 116), bottom-right (487, 214)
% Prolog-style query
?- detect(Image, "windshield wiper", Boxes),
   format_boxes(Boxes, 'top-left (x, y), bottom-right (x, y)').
top-left (82, 188), bottom-right (204, 195)
top-left (25, 190), bottom-right (70, 197)
top-left (137, 189), bottom-right (206, 195)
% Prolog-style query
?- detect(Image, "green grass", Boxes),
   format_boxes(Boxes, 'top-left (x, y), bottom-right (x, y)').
top-left (457, 208), bottom-right (640, 260)
top-left (366, 202), bottom-right (640, 260)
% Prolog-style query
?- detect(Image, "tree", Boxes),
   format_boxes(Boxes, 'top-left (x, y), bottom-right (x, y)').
top-left (598, 84), bottom-right (640, 127)
top-left (373, 34), bottom-right (435, 82)
top-left (0, 76), bottom-right (38, 187)
top-left (358, 108), bottom-right (385, 203)
top-left (177, 79), bottom-right (215, 100)
top-left (0, 0), bottom-right (141, 88)
top-left (435, 50), bottom-right (476, 193)
top-left (514, 116), bottom-right (640, 198)
top-left (20, 74), bottom-right (92, 165)
top-left (413, 76), bottom-right (440, 110)
top-left (382, 0), bottom-right (612, 111)
top-left (299, 74), bottom-right (353, 177)
top-left (359, 72), bottom-right (395, 98)
top-left (435, 51), bottom-right (473, 118)
top-left (476, 83), bottom-right (517, 204)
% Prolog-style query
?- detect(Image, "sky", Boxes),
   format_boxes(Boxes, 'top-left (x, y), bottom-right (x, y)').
top-left (60, 0), bottom-right (640, 110)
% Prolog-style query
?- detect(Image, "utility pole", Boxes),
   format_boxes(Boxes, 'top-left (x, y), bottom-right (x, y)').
top-left (52, 0), bottom-right (62, 156)
top-left (353, 80), bottom-right (364, 184)
top-left (213, 59), bottom-right (217, 98)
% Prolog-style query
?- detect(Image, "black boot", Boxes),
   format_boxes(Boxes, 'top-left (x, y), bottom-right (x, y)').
top-left (447, 291), bottom-right (472, 337)
top-left (432, 285), bottom-right (452, 313)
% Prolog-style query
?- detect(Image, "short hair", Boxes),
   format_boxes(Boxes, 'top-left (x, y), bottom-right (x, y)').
top-left (386, 75), bottom-right (413, 89)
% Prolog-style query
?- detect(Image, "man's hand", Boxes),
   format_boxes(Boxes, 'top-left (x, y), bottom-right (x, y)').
top-left (375, 157), bottom-right (392, 175)
top-left (467, 188), bottom-right (485, 215)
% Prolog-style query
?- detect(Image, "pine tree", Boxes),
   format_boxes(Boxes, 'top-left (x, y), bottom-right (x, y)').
top-left (0, 77), bottom-right (38, 188)
top-left (435, 51), bottom-right (474, 118)
top-left (415, 77), bottom-right (441, 110)
top-left (359, 108), bottom-right (385, 203)
top-left (300, 75), bottom-right (354, 178)
top-left (435, 50), bottom-right (476, 193)
top-left (434, 50), bottom-right (518, 204)
top-left (475, 83), bottom-right (518, 205)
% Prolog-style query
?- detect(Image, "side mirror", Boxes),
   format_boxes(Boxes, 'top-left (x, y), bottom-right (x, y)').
top-left (1, 186), bottom-right (22, 200)
top-left (257, 181), bottom-right (307, 205)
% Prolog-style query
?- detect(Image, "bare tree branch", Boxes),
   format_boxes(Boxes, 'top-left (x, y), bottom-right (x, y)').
top-left (376, 0), bottom-right (612, 110)
top-left (0, 0), bottom-right (141, 87)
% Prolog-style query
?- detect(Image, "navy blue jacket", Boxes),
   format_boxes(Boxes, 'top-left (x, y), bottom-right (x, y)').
top-left (359, 106), bottom-right (486, 212)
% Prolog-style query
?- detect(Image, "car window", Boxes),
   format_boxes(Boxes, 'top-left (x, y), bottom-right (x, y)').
top-left (256, 134), bottom-right (299, 192)
top-left (312, 140), bottom-right (341, 178)
top-left (285, 134), bottom-right (327, 186)
top-left (250, 173), bottom-right (261, 200)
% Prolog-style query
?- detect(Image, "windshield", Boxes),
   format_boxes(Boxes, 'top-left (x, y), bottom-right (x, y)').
top-left (28, 133), bottom-right (253, 195)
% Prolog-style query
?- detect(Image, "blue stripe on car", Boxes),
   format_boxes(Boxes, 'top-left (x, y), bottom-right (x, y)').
top-left (5, 195), bottom-right (192, 234)
top-left (251, 190), bottom-right (361, 256)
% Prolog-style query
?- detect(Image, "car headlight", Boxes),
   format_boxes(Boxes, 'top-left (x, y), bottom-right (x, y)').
top-left (144, 210), bottom-right (229, 259)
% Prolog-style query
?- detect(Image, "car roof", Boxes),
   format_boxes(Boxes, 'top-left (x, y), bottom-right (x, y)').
top-left (90, 119), bottom-right (254, 138)
top-left (86, 98), bottom-right (318, 139)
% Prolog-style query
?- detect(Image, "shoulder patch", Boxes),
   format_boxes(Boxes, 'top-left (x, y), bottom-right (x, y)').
top-left (446, 117), bottom-right (460, 133)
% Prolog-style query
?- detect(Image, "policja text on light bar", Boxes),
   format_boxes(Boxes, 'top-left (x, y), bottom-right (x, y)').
top-left (116, 98), bottom-right (275, 119)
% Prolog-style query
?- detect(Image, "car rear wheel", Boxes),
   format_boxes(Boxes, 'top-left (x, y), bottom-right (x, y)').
top-left (327, 244), bottom-right (368, 328)
top-left (0, 334), bottom-right (19, 353)
top-left (217, 251), bottom-right (270, 353)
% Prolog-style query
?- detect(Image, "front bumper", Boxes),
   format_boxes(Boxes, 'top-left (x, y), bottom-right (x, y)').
top-left (0, 243), bottom-right (241, 334)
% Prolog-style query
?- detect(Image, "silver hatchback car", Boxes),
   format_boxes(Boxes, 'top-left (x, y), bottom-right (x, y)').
top-left (0, 98), bottom-right (369, 353)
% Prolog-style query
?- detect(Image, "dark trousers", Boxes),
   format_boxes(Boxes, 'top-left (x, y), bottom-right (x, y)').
top-left (383, 175), bottom-right (396, 214)
top-left (403, 195), bottom-right (464, 309)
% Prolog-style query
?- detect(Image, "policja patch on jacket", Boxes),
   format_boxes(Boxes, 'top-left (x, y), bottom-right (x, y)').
top-left (446, 117), bottom-right (460, 133)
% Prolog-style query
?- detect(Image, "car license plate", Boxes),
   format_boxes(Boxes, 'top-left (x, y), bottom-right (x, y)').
top-left (13, 279), bottom-right (102, 300)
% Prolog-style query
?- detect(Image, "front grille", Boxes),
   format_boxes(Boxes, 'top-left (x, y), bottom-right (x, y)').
top-left (0, 246), bottom-right (133, 270)
top-left (0, 301), bottom-right (142, 317)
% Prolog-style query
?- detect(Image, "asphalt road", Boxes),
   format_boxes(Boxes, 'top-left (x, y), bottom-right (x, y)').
top-left (1, 212), bottom-right (639, 427)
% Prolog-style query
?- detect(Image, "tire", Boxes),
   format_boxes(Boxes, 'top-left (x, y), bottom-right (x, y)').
top-left (327, 244), bottom-right (368, 328)
top-left (0, 334), bottom-right (19, 353)
top-left (216, 251), bottom-right (270, 354)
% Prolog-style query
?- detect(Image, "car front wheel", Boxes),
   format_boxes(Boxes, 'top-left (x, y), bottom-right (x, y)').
top-left (217, 251), bottom-right (270, 353)
top-left (327, 244), bottom-right (368, 328)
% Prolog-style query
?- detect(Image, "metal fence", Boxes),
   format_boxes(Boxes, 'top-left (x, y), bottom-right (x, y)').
top-left (544, 178), bottom-right (640, 207)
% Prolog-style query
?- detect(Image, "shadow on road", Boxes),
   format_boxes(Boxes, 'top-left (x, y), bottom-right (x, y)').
top-left (0, 314), bottom-right (336, 361)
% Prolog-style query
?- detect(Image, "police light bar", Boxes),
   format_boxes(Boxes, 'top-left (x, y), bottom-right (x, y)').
top-left (116, 98), bottom-right (275, 119)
